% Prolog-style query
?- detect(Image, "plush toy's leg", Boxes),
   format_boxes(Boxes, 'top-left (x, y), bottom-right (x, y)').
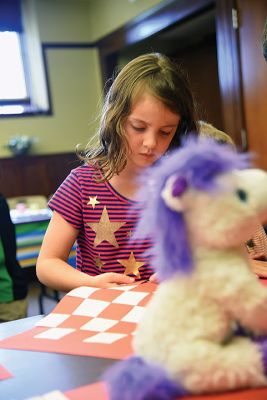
top-left (235, 328), bottom-right (267, 375)
top-left (253, 337), bottom-right (267, 375)
top-left (104, 356), bottom-right (187, 400)
top-left (164, 337), bottom-right (267, 394)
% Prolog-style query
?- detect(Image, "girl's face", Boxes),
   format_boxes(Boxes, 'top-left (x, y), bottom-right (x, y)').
top-left (124, 92), bottom-right (180, 171)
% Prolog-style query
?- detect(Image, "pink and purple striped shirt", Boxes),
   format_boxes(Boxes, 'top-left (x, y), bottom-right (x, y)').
top-left (48, 164), bottom-right (153, 280)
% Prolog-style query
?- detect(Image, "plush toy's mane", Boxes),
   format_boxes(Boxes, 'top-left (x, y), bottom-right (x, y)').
top-left (135, 137), bottom-right (250, 281)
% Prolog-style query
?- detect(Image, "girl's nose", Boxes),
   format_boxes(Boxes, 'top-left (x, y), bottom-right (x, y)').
top-left (143, 131), bottom-right (157, 150)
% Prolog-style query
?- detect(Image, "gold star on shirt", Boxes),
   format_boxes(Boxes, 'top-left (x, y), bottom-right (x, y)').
top-left (88, 206), bottom-right (125, 247)
top-left (87, 196), bottom-right (100, 209)
top-left (95, 255), bottom-right (105, 271)
top-left (117, 251), bottom-right (145, 279)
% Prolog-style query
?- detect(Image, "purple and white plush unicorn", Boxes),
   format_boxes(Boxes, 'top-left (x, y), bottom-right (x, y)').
top-left (105, 138), bottom-right (267, 400)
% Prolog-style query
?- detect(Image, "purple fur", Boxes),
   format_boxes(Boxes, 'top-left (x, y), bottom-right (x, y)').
top-left (259, 341), bottom-right (267, 374)
top-left (104, 356), bottom-right (187, 400)
top-left (172, 176), bottom-right (188, 196)
top-left (253, 337), bottom-right (267, 374)
top-left (133, 136), bottom-right (251, 281)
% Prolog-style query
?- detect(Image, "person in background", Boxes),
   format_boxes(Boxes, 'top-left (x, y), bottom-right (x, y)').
top-left (36, 53), bottom-right (198, 292)
top-left (249, 17), bottom-right (267, 277)
top-left (0, 193), bottom-right (28, 322)
top-left (199, 121), bottom-right (267, 279)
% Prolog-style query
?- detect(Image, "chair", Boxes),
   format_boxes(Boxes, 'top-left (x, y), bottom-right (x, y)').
top-left (38, 284), bottom-right (61, 315)
top-left (0, 193), bottom-right (28, 321)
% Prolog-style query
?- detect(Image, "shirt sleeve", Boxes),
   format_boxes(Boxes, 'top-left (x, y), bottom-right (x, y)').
top-left (48, 169), bottom-right (83, 230)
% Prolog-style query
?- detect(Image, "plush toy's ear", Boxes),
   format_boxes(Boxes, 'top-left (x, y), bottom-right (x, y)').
top-left (161, 175), bottom-right (188, 212)
top-left (150, 174), bottom-right (193, 281)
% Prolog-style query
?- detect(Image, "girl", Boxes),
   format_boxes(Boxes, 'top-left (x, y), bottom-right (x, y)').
top-left (36, 53), bottom-right (198, 291)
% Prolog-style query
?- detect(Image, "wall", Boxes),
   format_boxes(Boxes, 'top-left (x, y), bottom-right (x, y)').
top-left (86, 0), bottom-right (164, 42)
top-left (36, 0), bottom-right (92, 42)
top-left (0, 0), bottom-right (163, 159)
top-left (0, 47), bottom-right (102, 157)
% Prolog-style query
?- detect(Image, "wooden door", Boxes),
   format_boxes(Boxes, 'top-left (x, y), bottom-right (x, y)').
top-left (216, 0), bottom-right (246, 147)
top-left (237, 0), bottom-right (267, 170)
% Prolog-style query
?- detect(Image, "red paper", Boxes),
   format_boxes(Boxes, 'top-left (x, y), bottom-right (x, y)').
top-left (0, 282), bottom-right (155, 359)
top-left (0, 364), bottom-right (12, 380)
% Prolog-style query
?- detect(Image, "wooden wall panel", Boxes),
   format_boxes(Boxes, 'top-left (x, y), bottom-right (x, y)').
top-left (215, 0), bottom-right (245, 148)
top-left (238, 0), bottom-right (267, 170)
top-left (0, 153), bottom-right (80, 198)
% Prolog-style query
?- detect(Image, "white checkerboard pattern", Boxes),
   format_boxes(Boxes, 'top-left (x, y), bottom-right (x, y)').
top-left (32, 282), bottom-right (155, 358)
top-left (25, 390), bottom-right (68, 400)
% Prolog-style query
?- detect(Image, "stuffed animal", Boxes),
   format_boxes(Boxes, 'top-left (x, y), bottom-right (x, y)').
top-left (105, 137), bottom-right (267, 400)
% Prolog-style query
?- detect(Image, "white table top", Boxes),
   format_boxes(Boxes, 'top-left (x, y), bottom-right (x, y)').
top-left (10, 208), bottom-right (53, 224)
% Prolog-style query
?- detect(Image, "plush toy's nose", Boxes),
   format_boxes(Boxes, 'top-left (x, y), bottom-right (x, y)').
top-left (236, 169), bottom-right (267, 224)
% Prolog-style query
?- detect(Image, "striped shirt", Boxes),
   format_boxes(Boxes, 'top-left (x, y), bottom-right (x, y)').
top-left (49, 164), bottom-right (153, 280)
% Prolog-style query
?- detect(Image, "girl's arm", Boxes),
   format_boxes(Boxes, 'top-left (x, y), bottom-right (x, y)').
top-left (36, 211), bottom-right (134, 292)
top-left (250, 257), bottom-right (267, 278)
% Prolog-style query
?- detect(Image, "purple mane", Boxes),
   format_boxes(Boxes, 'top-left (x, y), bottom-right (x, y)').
top-left (134, 136), bottom-right (250, 281)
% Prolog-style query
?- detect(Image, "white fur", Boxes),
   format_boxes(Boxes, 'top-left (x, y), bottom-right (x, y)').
top-left (134, 168), bottom-right (267, 394)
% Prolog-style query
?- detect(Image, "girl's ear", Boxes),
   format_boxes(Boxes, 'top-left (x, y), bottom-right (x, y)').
top-left (161, 175), bottom-right (188, 212)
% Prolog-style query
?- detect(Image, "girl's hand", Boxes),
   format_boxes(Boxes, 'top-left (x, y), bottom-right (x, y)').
top-left (149, 272), bottom-right (159, 283)
top-left (93, 272), bottom-right (135, 288)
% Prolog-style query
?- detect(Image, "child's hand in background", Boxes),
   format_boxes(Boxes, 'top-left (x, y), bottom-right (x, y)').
top-left (149, 273), bottom-right (159, 283)
top-left (93, 272), bottom-right (135, 288)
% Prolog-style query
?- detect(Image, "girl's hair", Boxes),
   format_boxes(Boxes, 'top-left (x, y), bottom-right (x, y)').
top-left (83, 52), bottom-right (198, 180)
top-left (198, 121), bottom-right (235, 146)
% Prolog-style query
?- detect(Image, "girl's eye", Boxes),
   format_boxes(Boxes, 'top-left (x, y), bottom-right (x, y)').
top-left (160, 131), bottom-right (171, 137)
top-left (133, 126), bottom-right (145, 132)
top-left (236, 188), bottom-right (248, 202)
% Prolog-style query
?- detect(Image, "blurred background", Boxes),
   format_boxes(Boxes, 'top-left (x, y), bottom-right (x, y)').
top-left (0, 0), bottom-right (266, 200)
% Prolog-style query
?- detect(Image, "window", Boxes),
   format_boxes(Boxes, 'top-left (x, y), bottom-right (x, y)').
top-left (0, 31), bottom-right (29, 114)
top-left (0, 32), bottom-right (27, 100)
top-left (0, 0), bottom-right (50, 117)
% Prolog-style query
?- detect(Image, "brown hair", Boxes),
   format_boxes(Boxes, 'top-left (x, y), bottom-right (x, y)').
top-left (83, 53), bottom-right (198, 180)
top-left (198, 121), bottom-right (235, 146)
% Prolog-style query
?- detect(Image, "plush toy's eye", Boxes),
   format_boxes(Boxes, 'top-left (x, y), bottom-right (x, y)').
top-left (236, 188), bottom-right (247, 202)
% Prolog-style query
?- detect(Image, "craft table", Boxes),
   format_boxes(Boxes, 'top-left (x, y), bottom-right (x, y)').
top-left (0, 316), bottom-right (116, 399)
top-left (1, 282), bottom-right (267, 400)
top-left (1, 315), bottom-right (267, 400)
